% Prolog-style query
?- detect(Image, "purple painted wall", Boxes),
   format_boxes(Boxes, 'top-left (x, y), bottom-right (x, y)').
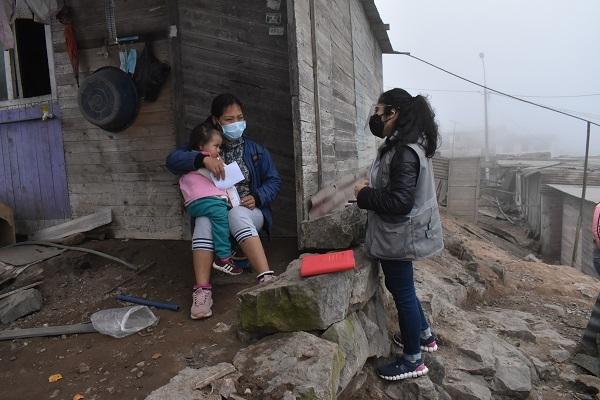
top-left (0, 102), bottom-right (70, 220)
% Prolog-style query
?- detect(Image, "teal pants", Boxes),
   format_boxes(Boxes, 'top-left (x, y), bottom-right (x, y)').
top-left (187, 197), bottom-right (231, 259)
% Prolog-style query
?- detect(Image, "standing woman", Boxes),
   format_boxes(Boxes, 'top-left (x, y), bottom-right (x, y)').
top-left (166, 93), bottom-right (281, 319)
top-left (355, 88), bottom-right (444, 381)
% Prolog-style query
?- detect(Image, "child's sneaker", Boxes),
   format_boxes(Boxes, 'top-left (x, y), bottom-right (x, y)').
top-left (212, 258), bottom-right (243, 276)
top-left (257, 270), bottom-right (276, 284)
top-left (191, 287), bottom-right (213, 319)
top-left (393, 332), bottom-right (439, 353)
top-left (377, 357), bottom-right (429, 381)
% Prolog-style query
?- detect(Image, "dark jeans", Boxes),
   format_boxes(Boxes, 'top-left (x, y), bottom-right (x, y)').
top-left (381, 259), bottom-right (430, 356)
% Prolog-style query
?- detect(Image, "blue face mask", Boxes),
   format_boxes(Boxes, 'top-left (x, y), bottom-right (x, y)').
top-left (222, 121), bottom-right (246, 141)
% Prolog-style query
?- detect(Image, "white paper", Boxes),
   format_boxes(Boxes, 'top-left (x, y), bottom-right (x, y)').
top-left (226, 187), bottom-right (241, 208)
top-left (211, 161), bottom-right (244, 190)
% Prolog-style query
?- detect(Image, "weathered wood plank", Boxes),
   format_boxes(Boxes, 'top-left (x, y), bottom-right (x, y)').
top-left (31, 208), bottom-right (113, 241)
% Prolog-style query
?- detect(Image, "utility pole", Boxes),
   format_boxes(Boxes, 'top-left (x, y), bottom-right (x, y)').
top-left (479, 52), bottom-right (490, 181)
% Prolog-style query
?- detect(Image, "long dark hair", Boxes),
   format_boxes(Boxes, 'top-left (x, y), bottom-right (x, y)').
top-left (378, 88), bottom-right (440, 158)
top-left (204, 93), bottom-right (246, 134)
top-left (210, 93), bottom-right (245, 119)
top-left (189, 121), bottom-right (220, 150)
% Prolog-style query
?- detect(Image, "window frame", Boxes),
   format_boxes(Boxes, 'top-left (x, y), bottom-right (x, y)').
top-left (0, 23), bottom-right (57, 108)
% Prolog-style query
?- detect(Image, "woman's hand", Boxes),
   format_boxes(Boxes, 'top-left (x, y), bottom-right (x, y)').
top-left (241, 195), bottom-right (256, 209)
top-left (354, 180), bottom-right (369, 198)
top-left (203, 156), bottom-right (225, 180)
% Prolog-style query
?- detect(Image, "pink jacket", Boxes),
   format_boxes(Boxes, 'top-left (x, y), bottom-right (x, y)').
top-left (179, 170), bottom-right (227, 206)
top-left (594, 202), bottom-right (600, 248)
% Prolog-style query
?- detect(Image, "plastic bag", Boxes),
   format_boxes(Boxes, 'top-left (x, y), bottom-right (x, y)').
top-left (90, 305), bottom-right (158, 338)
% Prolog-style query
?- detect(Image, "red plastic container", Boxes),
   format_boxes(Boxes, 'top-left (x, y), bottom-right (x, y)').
top-left (300, 249), bottom-right (356, 277)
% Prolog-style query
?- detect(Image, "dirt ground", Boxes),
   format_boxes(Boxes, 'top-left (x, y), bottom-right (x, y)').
top-left (0, 237), bottom-right (298, 400)
top-left (2, 206), bottom-right (600, 400)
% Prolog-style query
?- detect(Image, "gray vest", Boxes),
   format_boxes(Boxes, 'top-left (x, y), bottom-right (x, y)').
top-left (365, 143), bottom-right (444, 260)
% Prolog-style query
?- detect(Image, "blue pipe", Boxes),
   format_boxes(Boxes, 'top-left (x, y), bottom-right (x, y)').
top-left (116, 294), bottom-right (180, 312)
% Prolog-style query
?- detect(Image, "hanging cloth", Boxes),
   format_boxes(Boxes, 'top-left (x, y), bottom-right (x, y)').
top-left (0, 0), bottom-right (15, 49)
top-left (56, 5), bottom-right (79, 86)
top-left (133, 41), bottom-right (170, 102)
top-left (24, 0), bottom-right (62, 23)
top-left (119, 48), bottom-right (137, 75)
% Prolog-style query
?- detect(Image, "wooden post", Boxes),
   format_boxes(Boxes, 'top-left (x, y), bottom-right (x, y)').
top-left (571, 121), bottom-right (592, 267)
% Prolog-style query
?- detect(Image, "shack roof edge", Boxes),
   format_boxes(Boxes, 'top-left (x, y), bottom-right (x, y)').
top-left (359, 0), bottom-right (394, 53)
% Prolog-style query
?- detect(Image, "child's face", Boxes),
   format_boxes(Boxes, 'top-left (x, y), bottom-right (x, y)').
top-left (199, 132), bottom-right (222, 158)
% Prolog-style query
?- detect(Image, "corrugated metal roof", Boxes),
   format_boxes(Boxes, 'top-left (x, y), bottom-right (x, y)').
top-left (359, 0), bottom-right (394, 53)
top-left (496, 160), bottom-right (561, 168)
top-left (545, 184), bottom-right (600, 203)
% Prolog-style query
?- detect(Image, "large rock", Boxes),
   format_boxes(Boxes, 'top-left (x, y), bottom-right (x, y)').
top-left (145, 363), bottom-right (236, 400)
top-left (384, 376), bottom-right (439, 400)
top-left (0, 288), bottom-right (42, 324)
top-left (300, 204), bottom-right (366, 250)
top-left (233, 331), bottom-right (344, 400)
top-left (444, 371), bottom-right (491, 400)
top-left (493, 355), bottom-right (532, 398)
top-left (357, 291), bottom-right (391, 358)
top-left (322, 313), bottom-right (369, 392)
top-left (237, 247), bottom-right (378, 334)
top-left (440, 316), bottom-right (534, 398)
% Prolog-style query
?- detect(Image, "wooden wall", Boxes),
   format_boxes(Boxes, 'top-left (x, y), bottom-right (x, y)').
top-left (447, 157), bottom-right (481, 223)
top-left (540, 190), bottom-right (563, 260)
top-left (177, 0), bottom-right (296, 238)
top-left (52, 0), bottom-right (183, 239)
top-left (288, 0), bottom-right (383, 240)
top-left (561, 195), bottom-right (597, 276)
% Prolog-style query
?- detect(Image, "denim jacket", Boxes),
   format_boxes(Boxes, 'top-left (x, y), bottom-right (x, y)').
top-left (165, 137), bottom-right (282, 233)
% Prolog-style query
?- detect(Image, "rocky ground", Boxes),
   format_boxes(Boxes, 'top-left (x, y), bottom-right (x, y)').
top-left (346, 212), bottom-right (600, 400)
top-left (1, 208), bottom-right (600, 399)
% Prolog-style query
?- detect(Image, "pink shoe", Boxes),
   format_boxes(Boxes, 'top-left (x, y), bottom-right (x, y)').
top-left (191, 287), bottom-right (213, 319)
top-left (257, 271), bottom-right (276, 284)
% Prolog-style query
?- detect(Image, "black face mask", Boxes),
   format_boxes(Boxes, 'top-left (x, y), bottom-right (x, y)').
top-left (369, 114), bottom-right (385, 138)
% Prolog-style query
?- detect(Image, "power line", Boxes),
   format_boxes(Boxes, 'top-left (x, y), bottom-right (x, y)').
top-left (394, 52), bottom-right (600, 127)
top-left (391, 86), bottom-right (600, 98)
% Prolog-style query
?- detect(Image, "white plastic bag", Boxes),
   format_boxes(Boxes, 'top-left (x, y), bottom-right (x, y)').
top-left (91, 305), bottom-right (158, 338)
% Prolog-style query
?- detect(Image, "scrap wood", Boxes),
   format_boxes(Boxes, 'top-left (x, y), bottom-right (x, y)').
top-left (10, 241), bottom-right (138, 271)
top-left (0, 280), bottom-right (43, 300)
top-left (494, 197), bottom-right (515, 225)
top-left (0, 261), bottom-right (42, 288)
top-left (30, 208), bottom-right (112, 241)
top-left (0, 245), bottom-right (64, 266)
top-left (0, 322), bottom-right (97, 341)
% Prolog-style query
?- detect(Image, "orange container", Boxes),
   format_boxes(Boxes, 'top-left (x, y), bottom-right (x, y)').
top-left (300, 249), bottom-right (356, 277)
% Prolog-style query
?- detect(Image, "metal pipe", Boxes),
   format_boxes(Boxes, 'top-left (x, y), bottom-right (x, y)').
top-left (116, 294), bottom-right (180, 312)
top-left (571, 121), bottom-right (592, 267)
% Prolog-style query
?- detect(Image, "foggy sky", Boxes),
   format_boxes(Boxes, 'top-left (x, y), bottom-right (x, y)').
top-left (374, 0), bottom-right (600, 157)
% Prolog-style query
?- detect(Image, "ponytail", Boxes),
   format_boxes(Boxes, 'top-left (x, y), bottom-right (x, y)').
top-left (378, 89), bottom-right (440, 158)
top-left (413, 95), bottom-right (439, 158)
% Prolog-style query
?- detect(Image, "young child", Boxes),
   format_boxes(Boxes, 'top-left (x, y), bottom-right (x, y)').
top-left (179, 122), bottom-right (241, 276)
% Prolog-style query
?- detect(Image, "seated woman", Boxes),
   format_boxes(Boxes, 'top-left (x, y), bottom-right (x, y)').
top-left (166, 93), bottom-right (282, 319)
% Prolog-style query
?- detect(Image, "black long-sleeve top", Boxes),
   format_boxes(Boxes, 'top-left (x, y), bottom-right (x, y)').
top-left (356, 145), bottom-right (420, 216)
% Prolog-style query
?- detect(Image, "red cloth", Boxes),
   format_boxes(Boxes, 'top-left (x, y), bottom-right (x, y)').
top-left (300, 250), bottom-right (356, 277)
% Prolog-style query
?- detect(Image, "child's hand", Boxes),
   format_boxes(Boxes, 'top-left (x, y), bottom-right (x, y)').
top-left (354, 180), bottom-right (369, 197)
top-left (204, 157), bottom-right (225, 180)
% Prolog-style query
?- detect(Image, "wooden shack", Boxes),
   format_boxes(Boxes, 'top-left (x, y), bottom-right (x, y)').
top-left (0, 0), bottom-right (393, 246)
top-left (540, 184), bottom-right (600, 277)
